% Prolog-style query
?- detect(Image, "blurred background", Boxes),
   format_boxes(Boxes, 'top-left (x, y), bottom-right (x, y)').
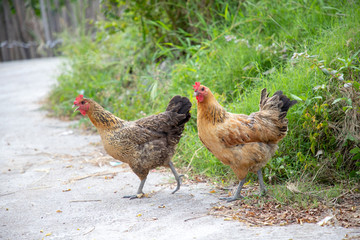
top-left (0, 0), bottom-right (100, 61)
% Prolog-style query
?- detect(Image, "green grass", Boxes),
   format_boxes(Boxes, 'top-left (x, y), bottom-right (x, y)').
top-left (262, 181), bottom-right (357, 209)
top-left (169, 8), bottom-right (360, 183)
top-left (47, 0), bottom-right (360, 203)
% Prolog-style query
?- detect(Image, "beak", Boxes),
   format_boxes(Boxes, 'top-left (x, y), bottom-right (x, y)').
top-left (194, 91), bottom-right (199, 97)
top-left (73, 104), bottom-right (79, 112)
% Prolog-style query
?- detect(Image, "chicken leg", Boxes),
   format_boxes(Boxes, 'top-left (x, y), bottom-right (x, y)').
top-left (123, 177), bottom-right (147, 199)
top-left (169, 161), bottom-right (184, 194)
top-left (257, 169), bottom-right (267, 195)
top-left (220, 169), bottom-right (267, 202)
top-left (220, 177), bottom-right (246, 202)
top-left (123, 161), bottom-right (183, 199)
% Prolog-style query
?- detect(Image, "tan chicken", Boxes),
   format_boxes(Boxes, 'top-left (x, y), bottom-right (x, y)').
top-left (193, 82), bottom-right (297, 202)
top-left (73, 94), bottom-right (191, 199)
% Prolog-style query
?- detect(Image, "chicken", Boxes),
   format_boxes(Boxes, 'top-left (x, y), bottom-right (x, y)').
top-left (73, 94), bottom-right (192, 199)
top-left (193, 82), bottom-right (297, 202)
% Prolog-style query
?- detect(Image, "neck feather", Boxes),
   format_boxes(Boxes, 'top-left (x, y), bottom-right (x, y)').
top-left (87, 100), bottom-right (124, 129)
top-left (198, 92), bottom-right (227, 125)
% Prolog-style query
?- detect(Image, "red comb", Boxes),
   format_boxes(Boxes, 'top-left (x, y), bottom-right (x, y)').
top-left (74, 94), bottom-right (84, 105)
top-left (193, 82), bottom-right (201, 91)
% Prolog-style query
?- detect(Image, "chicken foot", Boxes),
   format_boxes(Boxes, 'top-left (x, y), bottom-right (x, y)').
top-left (169, 161), bottom-right (184, 194)
top-left (220, 178), bottom-right (246, 202)
top-left (123, 161), bottom-right (182, 199)
top-left (220, 169), bottom-right (267, 202)
top-left (123, 177), bottom-right (147, 200)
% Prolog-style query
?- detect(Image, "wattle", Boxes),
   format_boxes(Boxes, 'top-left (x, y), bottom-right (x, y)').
top-left (196, 95), bottom-right (204, 102)
top-left (79, 109), bottom-right (87, 115)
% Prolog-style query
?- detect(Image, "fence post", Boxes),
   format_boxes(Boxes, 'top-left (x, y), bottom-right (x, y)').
top-left (40, 0), bottom-right (53, 57)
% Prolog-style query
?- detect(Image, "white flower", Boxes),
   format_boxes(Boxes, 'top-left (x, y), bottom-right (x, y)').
top-left (344, 83), bottom-right (352, 88)
top-left (255, 44), bottom-right (263, 51)
top-left (225, 35), bottom-right (236, 42)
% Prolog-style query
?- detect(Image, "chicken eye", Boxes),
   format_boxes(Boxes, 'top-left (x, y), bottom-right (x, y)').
top-left (81, 101), bottom-right (85, 104)
top-left (201, 87), bottom-right (205, 91)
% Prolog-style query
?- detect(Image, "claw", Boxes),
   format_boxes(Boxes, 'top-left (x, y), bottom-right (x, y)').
top-left (171, 174), bottom-right (184, 194)
top-left (169, 161), bottom-right (183, 194)
top-left (123, 193), bottom-right (145, 200)
top-left (219, 195), bottom-right (244, 202)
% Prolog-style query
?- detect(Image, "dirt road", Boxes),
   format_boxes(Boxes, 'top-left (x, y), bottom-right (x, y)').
top-left (0, 58), bottom-right (358, 240)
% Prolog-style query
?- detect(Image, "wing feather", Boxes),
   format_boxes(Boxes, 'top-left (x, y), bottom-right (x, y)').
top-left (216, 111), bottom-right (288, 147)
top-left (135, 112), bottom-right (185, 133)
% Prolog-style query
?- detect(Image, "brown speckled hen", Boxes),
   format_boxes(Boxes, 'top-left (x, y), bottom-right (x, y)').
top-left (73, 95), bottom-right (191, 199)
top-left (193, 82), bottom-right (297, 202)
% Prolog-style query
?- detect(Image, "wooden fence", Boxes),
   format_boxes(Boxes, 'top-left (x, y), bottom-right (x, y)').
top-left (0, 0), bottom-right (101, 62)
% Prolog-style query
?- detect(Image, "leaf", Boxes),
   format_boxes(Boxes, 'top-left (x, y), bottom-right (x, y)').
top-left (352, 81), bottom-right (360, 91)
top-left (289, 94), bottom-right (304, 102)
top-left (321, 68), bottom-right (331, 75)
top-left (317, 215), bottom-right (334, 226)
top-left (224, 3), bottom-right (229, 21)
top-left (346, 98), bottom-right (352, 106)
top-left (136, 193), bottom-right (145, 198)
top-left (343, 106), bottom-right (353, 112)
top-left (350, 49), bottom-right (360, 61)
top-left (311, 141), bottom-right (316, 154)
top-left (263, 67), bottom-right (276, 75)
top-left (350, 66), bottom-right (360, 71)
top-left (150, 81), bottom-right (158, 100)
top-left (350, 147), bottom-right (360, 154)
top-left (312, 96), bottom-right (323, 100)
top-left (313, 84), bottom-right (325, 91)
top-left (147, 20), bottom-right (171, 31)
top-left (353, 153), bottom-right (360, 161)
top-left (184, 67), bottom-right (197, 72)
top-left (332, 98), bottom-right (345, 105)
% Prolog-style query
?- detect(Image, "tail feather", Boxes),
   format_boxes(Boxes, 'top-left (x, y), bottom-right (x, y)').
top-left (166, 95), bottom-right (192, 124)
top-left (165, 95), bottom-right (192, 146)
top-left (260, 88), bottom-right (297, 119)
